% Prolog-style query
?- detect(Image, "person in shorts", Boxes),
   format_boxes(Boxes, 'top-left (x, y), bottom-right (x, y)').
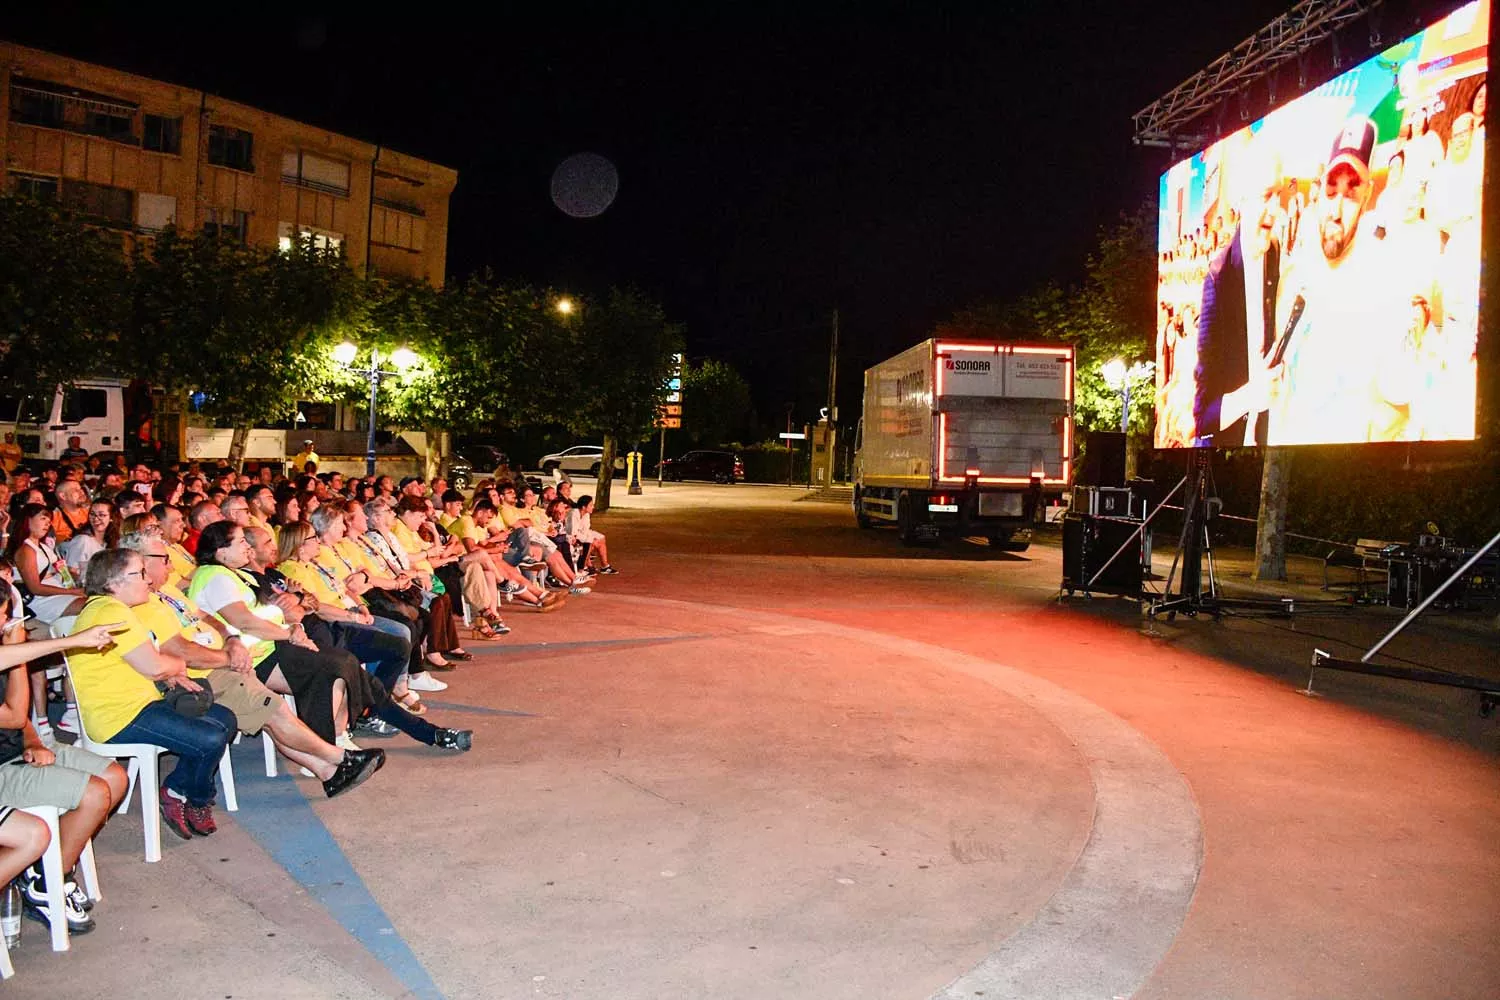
top-left (0, 591), bottom-right (128, 935)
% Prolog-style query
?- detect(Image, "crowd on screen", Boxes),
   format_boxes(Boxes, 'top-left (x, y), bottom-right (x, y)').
top-left (0, 447), bottom-right (617, 940)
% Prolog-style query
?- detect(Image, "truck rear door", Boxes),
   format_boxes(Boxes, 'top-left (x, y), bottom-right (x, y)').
top-left (934, 345), bottom-right (1072, 487)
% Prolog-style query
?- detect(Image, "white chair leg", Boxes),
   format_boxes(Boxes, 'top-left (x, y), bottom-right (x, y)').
top-left (262, 730), bottom-right (278, 778)
top-left (139, 753), bottom-right (162, 864)
top-left (76, 838), bottom-right (100, 905)
top-left (218, 748), bottom-right (238, 812)
top-left (0, 931), bottom-right (13, 979)
top-left (25, 807), bottom-right (69, 952)
top-left (118, 756), bottom-right (140, 815)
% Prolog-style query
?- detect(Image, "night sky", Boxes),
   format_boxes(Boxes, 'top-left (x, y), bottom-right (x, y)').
top-left (11, 2), bottom-right (1325, 425)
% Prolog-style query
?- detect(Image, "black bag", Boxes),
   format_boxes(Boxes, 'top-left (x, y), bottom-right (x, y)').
top-left (156, 678), bottom-right (214, 718)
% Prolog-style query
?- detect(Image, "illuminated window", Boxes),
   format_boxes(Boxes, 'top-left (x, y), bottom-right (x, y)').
top-left (277, 221), bottom-right (343, 253)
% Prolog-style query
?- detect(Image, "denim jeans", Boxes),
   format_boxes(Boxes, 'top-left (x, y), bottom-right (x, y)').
top-left (112, 701), bottom-right (237, 807)
top-left (333, 621), bottom-right (410, 690)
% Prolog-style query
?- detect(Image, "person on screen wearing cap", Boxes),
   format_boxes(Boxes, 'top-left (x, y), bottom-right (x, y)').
top-left (293, 440), bottom-right (319, 473)
top-left (1262, 117), bottom-right (1439, 445)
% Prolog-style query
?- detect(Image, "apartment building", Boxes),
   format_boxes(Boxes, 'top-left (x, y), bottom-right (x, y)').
top-left (0, 41), bottom-right (457, 287)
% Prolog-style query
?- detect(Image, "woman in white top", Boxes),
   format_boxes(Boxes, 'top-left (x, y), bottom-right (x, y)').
top-left (60, 500), bottom-right (116, 581)
top-left (5, 504), bottom-right (85, 625)
top-left (564, 495), bottom-right (616, 575)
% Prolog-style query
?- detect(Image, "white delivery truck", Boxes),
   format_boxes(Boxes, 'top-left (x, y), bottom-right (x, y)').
top-left (852, 339), bottom-right (1074, 549)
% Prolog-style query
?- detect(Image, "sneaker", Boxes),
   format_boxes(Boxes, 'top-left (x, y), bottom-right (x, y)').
top-left (573, 572), bottom-right (593, 585)
top-left (336, 731), bottom-right (363, 751)
top-left (322, 749), bottom-right (385, 799)
top-left (491, 620), bottom-right (511, 635)
top-left (598, 566), bottom-right (619, 575)
top-left (65, 877), bottom-right (93, 913)
top-left (159, 788), bottom-right (195, 840)
top-left (184, 802), bottom-right (217, 836)
top-left (500, 579), bottom-right (527, 595)
top-left (31, 718), bottom-right (55, 745)
top-left (57, 705), bottom-right (82, 737)
top-left (433, 728), bottom-right (473, 752)
top-left (406, 672), bottom-right (448, 692)
top-left (569, 585), bottom-right (592, 596)
top-left (18, 866), bottom-right (94, 934)
top-left (354, 717), bottom-right (399, 738)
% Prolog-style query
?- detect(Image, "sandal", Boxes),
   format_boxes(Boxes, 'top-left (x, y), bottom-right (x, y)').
top-left (395, 690), bottom-right (427, 715)
top-left (472, 621), bottom-right (503, 640)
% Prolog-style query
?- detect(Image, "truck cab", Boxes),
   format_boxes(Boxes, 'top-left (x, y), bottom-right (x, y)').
top-left (0, 380), bottom-right (128, 465)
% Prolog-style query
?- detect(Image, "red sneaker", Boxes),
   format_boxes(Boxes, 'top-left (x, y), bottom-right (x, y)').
top-left (184, 802), bottom-right (217, 836)
top-left (159, 788), bottom-right (195, 840)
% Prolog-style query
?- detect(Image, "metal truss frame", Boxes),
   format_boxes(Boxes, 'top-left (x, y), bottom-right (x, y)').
top-left (1133, 0), bottom-right (1376, 148)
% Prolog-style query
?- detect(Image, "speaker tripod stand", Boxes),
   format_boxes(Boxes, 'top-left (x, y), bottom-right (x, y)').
top-left (1147, 451), bottom-right (1294, 620)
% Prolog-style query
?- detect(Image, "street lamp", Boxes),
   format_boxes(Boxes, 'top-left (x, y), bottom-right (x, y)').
top-left (555, 297), bottom-right (574, 316)
top-left (333, 341), bottom-right (419, 476)
top-left (1100, 358), bottom-right (1154, 435)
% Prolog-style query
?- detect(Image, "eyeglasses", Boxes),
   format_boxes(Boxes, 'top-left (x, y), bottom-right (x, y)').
top-left (125, 569), bottom-right (148, 580)
top-left (144, 553), bottom-right (171, 562)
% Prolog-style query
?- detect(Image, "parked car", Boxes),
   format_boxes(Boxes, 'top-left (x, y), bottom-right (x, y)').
top-left (456, 444), bottom-right (510, 476)
top-left (659, 450), bottom-right (744, 484)
top-left (538, 445), bottom-right (626, 477)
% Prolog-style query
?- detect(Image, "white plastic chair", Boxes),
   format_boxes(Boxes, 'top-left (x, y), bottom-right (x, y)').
top-left (16, 805), bottom-right (100, 952)
top-left (54, 641), bottom-right (238, 863)
top-left (259, 694), bottom-right (300, 778)
top-left (0, 929), bottom-right (11, 979)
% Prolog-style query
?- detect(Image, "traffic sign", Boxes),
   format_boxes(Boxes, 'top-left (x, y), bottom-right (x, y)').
top-left (778, 432), bottom-right (807, 440)
top-left (663, 403), bottom-right (682, 416)
top-left (660, 417), bottom-right (682, 429)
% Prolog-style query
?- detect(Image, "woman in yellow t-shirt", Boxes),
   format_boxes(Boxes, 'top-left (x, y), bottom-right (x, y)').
top-left (69, 549), bottom-right (236, 839)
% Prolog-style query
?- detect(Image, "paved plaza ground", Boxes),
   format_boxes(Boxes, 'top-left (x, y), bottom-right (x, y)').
top-left (7, 483), bottom-right (1499, 999)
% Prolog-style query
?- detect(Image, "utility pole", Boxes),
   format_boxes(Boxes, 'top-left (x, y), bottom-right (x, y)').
top-left (823, 308), bottom-right (839, 490)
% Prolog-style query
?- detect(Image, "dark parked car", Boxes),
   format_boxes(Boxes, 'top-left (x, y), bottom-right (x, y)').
top-left (659, 450), bottom-right (743, 484)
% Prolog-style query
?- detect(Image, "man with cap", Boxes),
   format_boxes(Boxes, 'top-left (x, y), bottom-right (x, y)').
top-left (293, 440), bottom-right (320, 473)
top-left (1263, 117), bottom-right (1436, 444)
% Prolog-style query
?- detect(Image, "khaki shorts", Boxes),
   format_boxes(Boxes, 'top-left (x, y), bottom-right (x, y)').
top-left (0, 744), bottom-right (117, 811)
top-left (202, 670), bottom-right (282, 736)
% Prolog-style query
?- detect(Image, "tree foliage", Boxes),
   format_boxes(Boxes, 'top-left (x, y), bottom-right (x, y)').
top-left (681, 358), bottom-right (754, 447)
top-left (0, 195), bottom-right (130, 393)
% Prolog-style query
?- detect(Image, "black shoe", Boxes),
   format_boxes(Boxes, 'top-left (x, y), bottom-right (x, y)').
top-left (323, 749), bottom-right (386, 798)
top-left (445, 650), bottom-right (475, 662)
top-left (598, 566), bottom-right (619, 575)
top-left (433, 728), bottom-right (473, 752)
top-left (425, 658), bottom-right (457, 672)
top-left (18, 865), bottom-right (95, 934)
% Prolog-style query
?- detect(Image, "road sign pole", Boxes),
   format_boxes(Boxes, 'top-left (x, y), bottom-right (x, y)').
top-left (657, 426), bottom-right (666, 488)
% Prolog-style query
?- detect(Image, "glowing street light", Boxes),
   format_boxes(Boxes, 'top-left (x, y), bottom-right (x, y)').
top-left (555, 297), bottom-right (574, 316)
top-left (332, 341), bottom-right (421, 476)
top-left (1100, 358), bottom-right (1154, 435)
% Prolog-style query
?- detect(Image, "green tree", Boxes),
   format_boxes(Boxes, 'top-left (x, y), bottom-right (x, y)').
top-left (130, 229), bottom-right (361, 466)
top-left (545, 289), bottom-right (685, 510)
top-left (0, 195), bottom-right (130, 393)
top-left (681, 358), bottom-right (754, 447)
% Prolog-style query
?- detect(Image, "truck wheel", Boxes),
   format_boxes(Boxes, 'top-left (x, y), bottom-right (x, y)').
top-left (854, 488), bottom-right (872, 528)
top-left (897, 493), bottom-right (919, 546)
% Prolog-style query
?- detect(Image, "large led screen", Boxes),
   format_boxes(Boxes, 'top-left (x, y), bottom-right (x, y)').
top-left (1155, 1), bottom-right (1488, 448)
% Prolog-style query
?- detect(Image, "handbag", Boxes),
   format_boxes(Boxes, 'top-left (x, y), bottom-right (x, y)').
top-left (156, 678), bottom-right (214, 718)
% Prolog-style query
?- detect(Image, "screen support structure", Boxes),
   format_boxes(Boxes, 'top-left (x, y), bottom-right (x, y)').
top-left (1147, 451), bottom-right (1296, 620)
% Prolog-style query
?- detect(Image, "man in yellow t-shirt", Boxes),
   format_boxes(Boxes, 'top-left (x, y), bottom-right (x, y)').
top-left (292, 440), bottom-right (320, 472)
top-left (123, 532), bottom-right (382, 798)
top-left (157, 504), bottom-right (197, 588)
top-left (68, 548), bottom-right (236, 838)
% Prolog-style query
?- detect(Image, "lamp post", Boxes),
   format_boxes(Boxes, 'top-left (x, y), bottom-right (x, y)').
top-left (333, 341), bottom-right (418, 477)
top-left (1100, 358), bottom-right (1154, 436)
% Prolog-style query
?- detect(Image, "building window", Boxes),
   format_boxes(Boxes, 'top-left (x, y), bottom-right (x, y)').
top-left (280, 150), bottom-right (351, 196)
top-left (136, 193), bottom-right (177, 231)
top-left (9, 172), bottom-right (60, 203)
top-left (9, 78), bottom-right (140, 144)
top-left (207, 125), bottom-right (254, 172)
top-left (143, 114), bottom-right (182, 154)
top-left (61, 180), bottom-right (133, 226)
top-left (203, 208), bottom-right (250, 243)
top-left (277, 221), bottom-right (343, 252)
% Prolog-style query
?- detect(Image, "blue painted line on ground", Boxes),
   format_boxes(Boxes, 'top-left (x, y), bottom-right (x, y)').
top-left (473, 633), bottom-right (711, 657)
top-left (229, 743), bottom-right (446, 1000)
top-left (416, 701), bottom-right (536, 717)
